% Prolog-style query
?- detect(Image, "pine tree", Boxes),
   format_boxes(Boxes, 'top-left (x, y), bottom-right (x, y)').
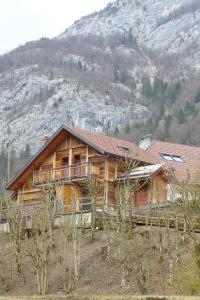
top-left (194, 89), bottom-right (200, 103)
top-left (0, 148), bottom-right (7, 180)
top-left (24, 143), bottom-right (31, 158)
top-left (142, 79), bottom-right (153, 98)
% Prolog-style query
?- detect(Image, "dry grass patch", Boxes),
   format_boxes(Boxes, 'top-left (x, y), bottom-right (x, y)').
top-left (1, 296), bottom-right (199, 300)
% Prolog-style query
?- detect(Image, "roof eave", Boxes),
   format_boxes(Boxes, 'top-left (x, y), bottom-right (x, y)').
top-left (7, 125), bottom-right (106, 190)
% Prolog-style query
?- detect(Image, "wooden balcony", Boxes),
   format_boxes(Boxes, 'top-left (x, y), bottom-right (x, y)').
top-left (33, 162), bottom-right (95, 186)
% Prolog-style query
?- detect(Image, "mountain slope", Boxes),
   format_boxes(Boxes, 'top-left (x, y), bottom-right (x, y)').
top-left (1, 0), bottom-right (200, 155)
top-left (60, 0), bottom-right (200, 63)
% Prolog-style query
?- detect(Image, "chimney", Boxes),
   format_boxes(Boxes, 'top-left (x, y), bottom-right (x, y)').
top-left (139, 134), bottom-right (152, 150)
top-left (42, 135), bottom-right (49, 144)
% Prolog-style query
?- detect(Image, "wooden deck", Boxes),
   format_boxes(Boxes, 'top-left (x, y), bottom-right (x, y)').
top-left (131, 208), bottom-right (185, 229)
top-left (98, 207), bottom-right (200, 233)
top-left (33, 162), bottom-right (93, 186)
top-left (1, 201), bottom-right (200, 233)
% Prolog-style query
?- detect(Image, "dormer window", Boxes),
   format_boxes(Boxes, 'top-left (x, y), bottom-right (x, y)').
top-left (160, 153), bottom-right (183, 162)
top-left (117, 145), bottom-right (129, 152)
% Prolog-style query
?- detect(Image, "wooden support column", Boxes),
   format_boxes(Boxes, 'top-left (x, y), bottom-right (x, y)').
top-left (105, 159), bottom-right (109, 180)
top-left (53, 152), bottom-right (56, 168)
top-left (69, 137), bottom-right (72, 179)
top-left (53, 152), bottom-right (56, 179)
top-left (104, 158), bottom-right (109, 208)
top-left (86, 146), bottom-right (89, 175)
top-left (17, 190), bottom-right (21, 205)
top-left (149, 178), bottom-right (153, 208)
top-left (115, 161), bottom-right (118, 180)
top-left (71, 185), bottom-right (79, 211)
top-left (104, 181), bottom-right (108, 209)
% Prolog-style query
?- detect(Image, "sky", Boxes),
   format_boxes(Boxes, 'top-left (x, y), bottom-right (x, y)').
top-left (0, 0), bottom-right (112, 54)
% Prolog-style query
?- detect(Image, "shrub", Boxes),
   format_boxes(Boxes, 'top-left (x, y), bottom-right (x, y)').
top-left (124, 123), bottom-right (130, 133)
top-left (153, 77), bottom-right (167, 96)
top-left (113, 63), bottom-right (120, 83)
top-left (194, 89), bottom-right (200, 103)
top-left (0, 149), bottom-right (7, 180)
top-left (142, 79), bottom-right (153, 98)
top-left (175, 108), bottom-right (186, 124)
top-left (173, 255), bottom-right (200, 295)
top-left (167, 82), bottom-right (182, 102)
top-left (184, 101), bottom-right (195, 116)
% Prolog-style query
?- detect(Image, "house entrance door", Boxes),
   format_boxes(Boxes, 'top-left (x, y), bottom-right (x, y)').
top-left (135, 184), bottom-right (150, 207)
top-left (64, 185), bottom-right (72, 212)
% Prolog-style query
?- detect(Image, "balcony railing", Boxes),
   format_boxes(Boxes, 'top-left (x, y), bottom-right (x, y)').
top-left (33, 162), bottom-right (92, 186)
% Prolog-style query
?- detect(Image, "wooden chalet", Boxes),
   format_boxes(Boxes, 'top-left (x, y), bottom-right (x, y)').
top-left (7, 125), bottom-right (167, 213)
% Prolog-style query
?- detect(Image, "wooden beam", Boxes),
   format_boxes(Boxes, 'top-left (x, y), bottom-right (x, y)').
top-left (69, 137), bottom-right (72, 178)
top-left (104, 181), bottom-right (108, 209)
top-left (86, 146), bottom-right (89, 174)
top-left (115, 161), bottom-right (118, 179)
top-left (53, 152), bottom-right (56, 179)
top-left (105, 158), bottom-right (109, 180)
top-left (86, 146), bottom-right (89, 163)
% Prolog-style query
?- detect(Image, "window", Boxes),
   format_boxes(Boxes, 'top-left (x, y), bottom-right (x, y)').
top-left (62, 157), bottom-right (69, 166)
top-left (173, 155), bottom-right (184, 162)
top-left (73, 154), bottom-right (81, 164)
top-left (117, 145), bottom-right (129, 152)
top-left (162, 154), bottom-right (173, 161)
top-left (160, 153), bottom-right (184, 162)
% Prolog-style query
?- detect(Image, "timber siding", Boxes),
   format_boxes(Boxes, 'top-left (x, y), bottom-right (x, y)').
top-left (7, 125), bottom-right (166, 212)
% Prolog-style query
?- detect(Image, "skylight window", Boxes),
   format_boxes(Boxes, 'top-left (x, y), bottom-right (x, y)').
top-left (117, 145), bottom-right (130, 152)
top-left (173, 155), bottom-right (184, 162)
top-left (160, 153), bottom-right (184, 162)
top-left (162, 154), bottom-right (173, 161)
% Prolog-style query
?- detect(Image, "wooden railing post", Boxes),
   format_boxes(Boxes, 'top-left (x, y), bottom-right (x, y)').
top-left (33, 172), bottom-right (35, 185)
top-left (33, 162), bottom-right (92, 185)
top-left (52, 152), bottom-right (56, 180)
top-left (69, 149), bottom-right (72, 180)
top-left (86, 146), bottom-right (89, 176)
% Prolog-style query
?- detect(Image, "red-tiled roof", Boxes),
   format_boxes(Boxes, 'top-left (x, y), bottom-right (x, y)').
top-left (7, 125), bottom-right (157, 190)
top-left (146, 140), bottom-right (200, 182)
top-left (66, 125), bottom-right (157, 164)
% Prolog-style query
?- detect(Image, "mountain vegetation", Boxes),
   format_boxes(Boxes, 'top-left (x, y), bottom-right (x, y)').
top-left (1, 0), bottom-right (200, 181)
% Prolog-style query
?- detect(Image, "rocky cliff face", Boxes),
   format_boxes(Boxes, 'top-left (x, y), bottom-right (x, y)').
top-left (1, 0), bottom-right (200, 154)
top-left (60, 0), bottom-right (200, 62)
top-left (0, 65), bottom-right (150, 152)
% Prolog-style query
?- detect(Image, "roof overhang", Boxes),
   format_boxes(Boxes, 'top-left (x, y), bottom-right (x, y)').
top-left (7, 125), bottom-right (157, 191)
top-left (7, 125), bottom-right (107, 191)
top-left (127, 164), bottom-right (165, 180)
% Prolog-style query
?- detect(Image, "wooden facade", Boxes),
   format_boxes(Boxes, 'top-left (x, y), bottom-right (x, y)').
top-left (7, 126), bottom-right (167, 213)
top-left (135, 174), bottom-right (167, 207)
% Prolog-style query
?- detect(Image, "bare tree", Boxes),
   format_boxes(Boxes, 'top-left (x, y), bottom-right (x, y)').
top-left (7, 199), bottom-right (24, 277)
top-left (109, 150), bottom-right (151, 291)
top-left (85, 177), bottom-right (100, 242)
top-left (24, 184), bottom-right (56, 295)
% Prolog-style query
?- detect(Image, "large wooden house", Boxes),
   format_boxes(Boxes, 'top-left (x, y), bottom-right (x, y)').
top-left (7, 125), bottom-right (167, 212)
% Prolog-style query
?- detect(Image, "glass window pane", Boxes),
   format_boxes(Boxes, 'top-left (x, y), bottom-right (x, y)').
top-left (162, 154), bottom-right (173, 161)
top-left (173, 155), bottom-right (183, 162)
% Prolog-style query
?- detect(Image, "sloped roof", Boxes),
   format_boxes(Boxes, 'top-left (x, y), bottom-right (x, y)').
top-left (129, 164), bottom-right (163, 179)
top-left (7, 125), bottom-right (157, 190)
top-left (146, 140), bottom-right (200, 182)
top-left (66, 126), bottom-right (157, 164)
